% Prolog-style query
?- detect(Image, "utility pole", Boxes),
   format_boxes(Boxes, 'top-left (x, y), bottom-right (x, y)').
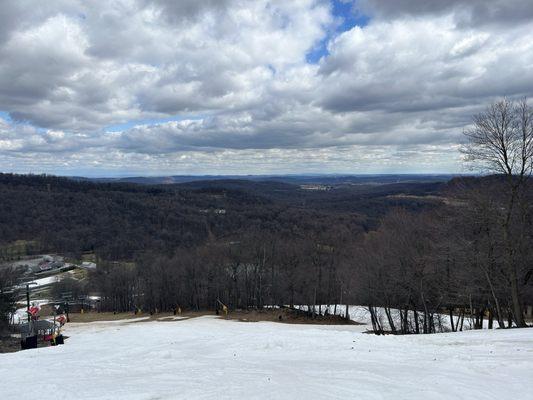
top-left (26, 284), bottom-right (31, 313)
top-left (22, 281), bottom-right (37, 324)
top-left (26, 282), bottom-right (37, 336)
top-left (19, 280), bottom-right (37, 349)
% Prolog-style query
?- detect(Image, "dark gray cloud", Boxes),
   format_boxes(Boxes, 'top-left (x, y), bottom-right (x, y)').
top-left (143, 0), bottom-right (233, 22)
top-left (358, 0), bottom-right (533, 27)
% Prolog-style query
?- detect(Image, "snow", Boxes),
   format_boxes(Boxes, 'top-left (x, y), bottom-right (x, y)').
top-left (299, 305), bottom-right (499, 331)
top-left (80, 261), bottom-right (97, 270)
top-left (157, 316), bottom-right (189, 321)
top-left (16, 275), bottom-right (59, 289)
top-left (0, 316), bottom-right (531, 399)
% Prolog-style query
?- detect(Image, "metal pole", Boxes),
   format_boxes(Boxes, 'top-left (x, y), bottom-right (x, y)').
top-left (26, 283), bottom-right (32, 337)
top-left (25, 283), bottom-right (36, 337)
top-left (26, 284), bottom-right (30, 313)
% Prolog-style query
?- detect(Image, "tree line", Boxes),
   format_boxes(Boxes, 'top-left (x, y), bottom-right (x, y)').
top-left (83, 178), bottom-right (531, 333)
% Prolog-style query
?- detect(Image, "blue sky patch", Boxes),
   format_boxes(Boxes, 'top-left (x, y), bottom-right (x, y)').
top-left (0, 111), bottom-right (12, 122)
top-left (306, 0), bottom-right (369, 64)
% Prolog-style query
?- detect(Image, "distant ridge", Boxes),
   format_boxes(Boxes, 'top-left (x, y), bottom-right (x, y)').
top-left (70, 174), bottom-right (458, 186)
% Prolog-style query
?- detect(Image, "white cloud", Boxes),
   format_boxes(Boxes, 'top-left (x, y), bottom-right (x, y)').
top-left (0, 0), bottom-right (532, 175)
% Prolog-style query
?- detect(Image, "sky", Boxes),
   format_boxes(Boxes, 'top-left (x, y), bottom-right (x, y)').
top-left (0, 0), bottom-right (532, 177)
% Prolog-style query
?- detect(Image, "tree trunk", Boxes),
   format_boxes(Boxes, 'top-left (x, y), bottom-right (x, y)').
top-left (413, 308), bottom-right (420, 334)
top-left (385, 307), bottom-right (396, 334)
top-left (510, 270), bottom-right (526, 327)
top-left (483, 267), bottom-right (505, 328)
top-left (449, 308), bottom-right (455, 332)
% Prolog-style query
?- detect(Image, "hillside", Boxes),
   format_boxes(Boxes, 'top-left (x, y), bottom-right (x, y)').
top-left (0, 173), bottom-right (448, 261)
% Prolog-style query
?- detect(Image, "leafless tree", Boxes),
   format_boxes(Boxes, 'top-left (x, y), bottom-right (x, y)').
top-left (462, 98), bottom-right (533, 327)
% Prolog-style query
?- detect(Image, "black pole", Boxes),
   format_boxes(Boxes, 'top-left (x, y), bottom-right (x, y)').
top-left (25, 283), bottom-right (34, 340)
top-left (20, 282), bottom-right (37, 349)
top-left (26, 284), bottom-right (31, 312)
top-left (26, 284), bottom-right (32, 334)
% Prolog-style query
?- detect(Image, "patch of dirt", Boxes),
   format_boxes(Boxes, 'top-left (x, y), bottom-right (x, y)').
top-left (68, 312), bottom-right (147, 323)
top-left (0, 335), bottom-right (21, 353)
top-left (60, 308), bottom-right (361, 325)
top-left (68, 310), bottom-right (208, 323)
top-left (225, 308), bottom-right (361, 325)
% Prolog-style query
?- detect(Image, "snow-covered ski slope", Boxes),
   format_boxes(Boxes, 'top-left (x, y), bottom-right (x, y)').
top-left (1, 316), bottom-right (531, 400)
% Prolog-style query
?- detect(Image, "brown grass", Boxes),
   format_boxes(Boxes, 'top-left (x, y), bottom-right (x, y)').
top-left (66, 308), bottom-right (359, 325)
top-left (225, 308), bottom-right (360, 325)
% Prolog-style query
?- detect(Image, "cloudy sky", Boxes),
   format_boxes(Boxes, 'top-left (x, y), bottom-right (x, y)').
top-left (1, 0), bottom-right (532, 176)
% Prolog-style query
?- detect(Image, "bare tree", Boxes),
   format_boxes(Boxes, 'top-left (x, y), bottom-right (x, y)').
top-left (0, 266), bottom-right (23, 333)
top-left (463, 98), bottom-right (533, 327)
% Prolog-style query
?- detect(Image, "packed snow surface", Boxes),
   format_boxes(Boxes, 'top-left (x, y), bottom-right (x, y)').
top-left (1, 316), bottom-right (532, 399)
